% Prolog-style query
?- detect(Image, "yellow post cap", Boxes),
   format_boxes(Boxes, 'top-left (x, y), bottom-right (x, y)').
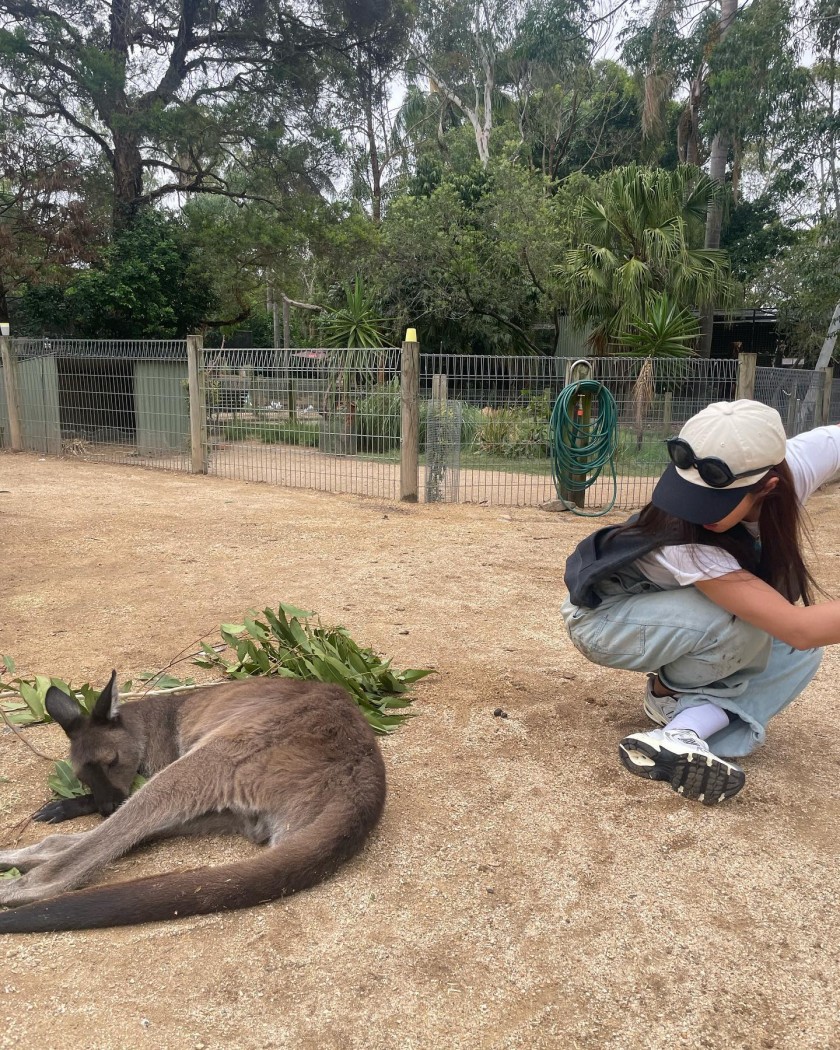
top-left (404, 327), bottom-right (417, 342)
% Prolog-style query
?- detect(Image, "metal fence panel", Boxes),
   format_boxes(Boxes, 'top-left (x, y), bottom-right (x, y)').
top-left (753, 366), bottom-right (823, 436)
top-left (9, 337), bottom-right (190, 467)
top-left (3, 338), bottom-right (834, 512)
top-left (418, 354), bottom-right (739, 509)
top-left (202, 346), bottom-right (403, 500)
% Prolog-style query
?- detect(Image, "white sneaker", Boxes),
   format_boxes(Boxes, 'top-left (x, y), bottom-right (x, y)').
top-left (618, 727), bottom-right (745, 805)
top-left (643, 674), bottom-right (678, 726)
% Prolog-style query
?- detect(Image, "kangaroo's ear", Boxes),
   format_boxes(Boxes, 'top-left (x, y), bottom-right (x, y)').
top-left (45, 687), bottom-right (84, 736)
top-left (91, 669), bottom-right (120, 723)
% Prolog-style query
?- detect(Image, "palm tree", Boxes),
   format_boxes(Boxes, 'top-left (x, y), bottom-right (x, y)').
top-left (561, 164), bottom-right (737, 354)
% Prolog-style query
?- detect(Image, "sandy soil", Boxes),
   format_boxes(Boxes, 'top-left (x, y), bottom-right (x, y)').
top-left (1, 451), bottom-right (840, 1050)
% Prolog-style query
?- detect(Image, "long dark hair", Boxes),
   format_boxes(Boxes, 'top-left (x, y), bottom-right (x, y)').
top-left (611, 459), bottom-right (818, 604)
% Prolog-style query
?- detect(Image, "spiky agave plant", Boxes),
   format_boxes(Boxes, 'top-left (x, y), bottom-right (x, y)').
top-left (318, 276), bottom-right (392, 418)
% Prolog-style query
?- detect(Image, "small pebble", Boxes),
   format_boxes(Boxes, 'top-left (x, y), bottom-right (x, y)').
top-left (493, 708), bottom-right (508, 718)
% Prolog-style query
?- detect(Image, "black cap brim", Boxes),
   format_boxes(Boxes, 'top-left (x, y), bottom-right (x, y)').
top-left (651, 463), bottom-right (761, 525)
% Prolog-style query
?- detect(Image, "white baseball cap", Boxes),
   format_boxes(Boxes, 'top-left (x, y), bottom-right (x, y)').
top-left (652, 400), bottom-right (787, 524)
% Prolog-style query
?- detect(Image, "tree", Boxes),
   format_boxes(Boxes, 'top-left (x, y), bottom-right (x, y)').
top-left (329, 1), bottom-right (415, 223)
top-left (378, 161), bottom-right (585, 353)
top-left (0, 116), bottom-right (105, 326)
top-left (522, 61), bottom-right (644, 181)
top-left (752, 222), bottom-right (840, 364)
top-left (560, 164), bottom-right (736, 353)
top-left (410, 0), bottom-right (591, 167)
top-left (0, 0), bottom-right (353, 233)
top-left (622, 0), bottom-right (805, 354)
top-left (17, 210), bottom-right (216, 337)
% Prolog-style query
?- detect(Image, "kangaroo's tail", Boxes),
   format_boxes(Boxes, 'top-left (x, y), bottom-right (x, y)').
top-left (0, 796), bottom-right (383, 934)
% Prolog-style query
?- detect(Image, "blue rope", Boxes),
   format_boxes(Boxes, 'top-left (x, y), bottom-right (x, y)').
top-left (549, 380), bottom-right (619, 517)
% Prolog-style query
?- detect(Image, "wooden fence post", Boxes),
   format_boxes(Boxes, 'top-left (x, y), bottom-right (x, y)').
top-left (187, 333), bottom-right (207, 474)
top-left (818, 365), bottom-right (831, 422)
top-left (0, 332), bottom-right (23, 452)
top-left (400, 332), bottom-right (420, 502)
top-left (820, 366), bottom-right (834, 426)
top-left (736, 352), bottom-right (757, 400)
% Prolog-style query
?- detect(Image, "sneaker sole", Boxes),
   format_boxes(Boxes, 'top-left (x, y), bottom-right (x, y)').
top-left (618, 735), bottom-right (745, 805)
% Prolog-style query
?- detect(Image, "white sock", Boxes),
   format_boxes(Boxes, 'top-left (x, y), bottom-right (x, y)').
top-left (666, 702), bottom-right (730, 740)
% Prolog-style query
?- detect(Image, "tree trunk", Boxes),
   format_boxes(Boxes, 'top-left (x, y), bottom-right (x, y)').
top-left (112, 129), bottom-right (145, 233)
top-left (107, 0), bottom-right (144, 233)
top-left (698, 0), bottom-right (739, 359)
top-left (363, 89), bottom-right (383, 224)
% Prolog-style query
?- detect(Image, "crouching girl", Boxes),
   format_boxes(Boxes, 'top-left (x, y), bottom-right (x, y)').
top-left (562, 399), bottom-right (840, 804)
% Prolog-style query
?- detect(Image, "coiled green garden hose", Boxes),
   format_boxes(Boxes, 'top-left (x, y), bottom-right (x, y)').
top-left (549, 378), bottom-right (619, 517)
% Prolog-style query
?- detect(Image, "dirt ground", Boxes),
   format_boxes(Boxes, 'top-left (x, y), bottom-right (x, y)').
top-left (1, 452), bottom-right (840, 1050)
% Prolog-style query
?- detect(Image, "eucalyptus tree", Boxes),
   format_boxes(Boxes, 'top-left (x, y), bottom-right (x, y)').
top-left (409, 0), bottom-right (592, 168)
top-left (0, 0), bottom-right (361, 233)
top-left (622, 0), bottom-right (805, 353)
top-left (328, 0), bottom-right (414, 223)
top-left (561, 164), bottom-right (736, 354)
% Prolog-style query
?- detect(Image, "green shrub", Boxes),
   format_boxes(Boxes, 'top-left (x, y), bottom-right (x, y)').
top-left (222, 420), bottom-right (319, 447)
top-left (356, 380), bottom-right (401, 453)
top-left (355, 381), bottom-right (483, 454)
top-left (472, 408), bottom-right (551, 459)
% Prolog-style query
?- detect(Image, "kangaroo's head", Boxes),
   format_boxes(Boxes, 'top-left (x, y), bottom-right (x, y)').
top-left (45, 671), bottom-right (143, 816)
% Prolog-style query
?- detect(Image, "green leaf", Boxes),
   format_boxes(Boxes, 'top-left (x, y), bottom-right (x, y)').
top-left (277, 603), bottom-right (314, 620)
top-left (18, 682), bottom-right (45, 721)
top-left (399, 668), bottom-right (436, 684)
top-left (286, 619), bottom-right (313, 652)
top-left (3, 708), bottom-right (38, 726)
top-left (48, 760), bottom-right (88, 799)
top-left (1, 655), bottom-right (15, 674)
top-left (243, 615), bottom-right (270, 642)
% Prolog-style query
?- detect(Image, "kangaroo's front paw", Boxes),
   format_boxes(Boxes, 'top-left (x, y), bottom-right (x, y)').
top-left (32, 795), bottom-right (98, 824)
top-left (33, 799), bottom-right (74, 824)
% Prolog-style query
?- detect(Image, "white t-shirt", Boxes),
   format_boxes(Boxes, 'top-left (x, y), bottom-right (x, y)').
top-left (635, 425), bottom-right (840, 588)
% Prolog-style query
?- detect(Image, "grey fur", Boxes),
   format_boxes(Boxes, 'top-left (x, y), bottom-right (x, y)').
top-left (0, 676), bottom-right (387, 933)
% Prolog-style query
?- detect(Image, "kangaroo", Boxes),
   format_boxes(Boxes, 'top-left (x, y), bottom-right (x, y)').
top-left (0, 671), bottom-right (386, 933)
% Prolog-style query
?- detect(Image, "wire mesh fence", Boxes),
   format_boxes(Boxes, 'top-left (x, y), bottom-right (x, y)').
top-left (753, 365), bottom-right (824, 435)
top-left (202, 346), bottom-right (402, 500)
top-left (0, 338), bottom-right (835, 511)
top-left (417, 354), bottom-right (741, 508)
top-left (1, 338), bottom-right (190, 469)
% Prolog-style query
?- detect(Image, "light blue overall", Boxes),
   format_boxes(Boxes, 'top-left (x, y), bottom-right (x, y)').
top-left (561, 567), bottom-right (823, 758)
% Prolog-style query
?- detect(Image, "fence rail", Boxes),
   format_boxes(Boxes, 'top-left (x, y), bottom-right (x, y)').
top-left (0, 337), bottom-right (835, 511)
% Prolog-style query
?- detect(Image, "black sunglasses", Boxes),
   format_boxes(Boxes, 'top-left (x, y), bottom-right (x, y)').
top-left (666, 437), bottom-right (775, 489)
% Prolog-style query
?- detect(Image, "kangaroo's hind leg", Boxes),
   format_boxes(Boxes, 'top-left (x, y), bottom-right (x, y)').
top-left (0, 832), bottom-right (88, 872)
top-left (0, 747), bottom-right (229, 908)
